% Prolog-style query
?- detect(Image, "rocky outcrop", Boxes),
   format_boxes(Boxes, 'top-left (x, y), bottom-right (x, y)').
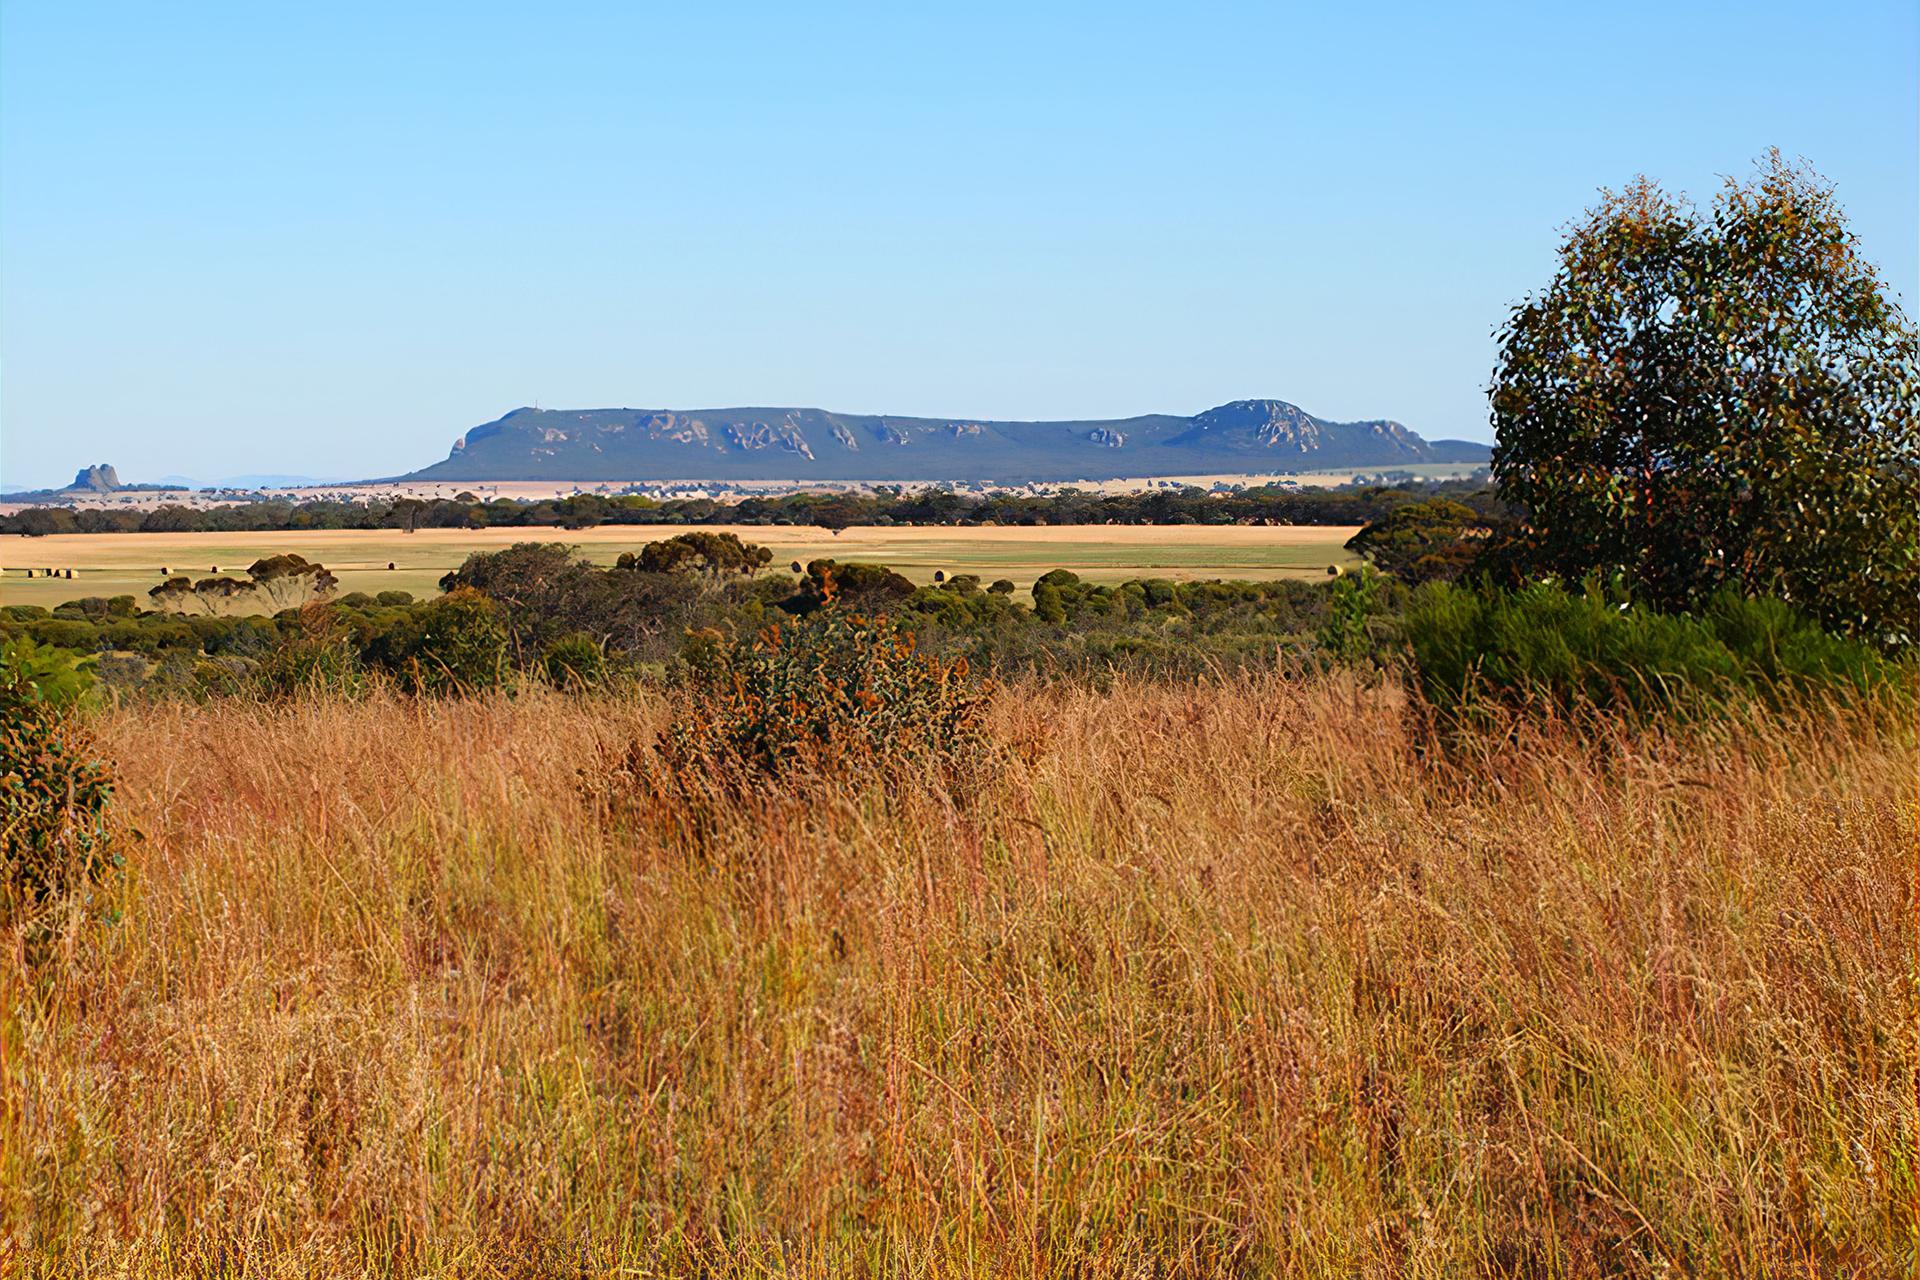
top-left (69, 464), bottom-right (121, 492)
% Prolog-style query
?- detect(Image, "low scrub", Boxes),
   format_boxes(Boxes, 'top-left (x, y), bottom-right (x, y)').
top-left (658, 607), bottom-right (992, 785)
top-left (1402, 580), bottom-right (1902, 723)
top-left (0, 641), bottom-right (116, 922)
top-left (602, 607), bottom-right (994, 859)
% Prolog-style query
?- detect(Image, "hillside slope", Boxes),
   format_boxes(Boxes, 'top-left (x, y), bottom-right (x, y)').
top-left (401, 400), bottom-right (1489, 483)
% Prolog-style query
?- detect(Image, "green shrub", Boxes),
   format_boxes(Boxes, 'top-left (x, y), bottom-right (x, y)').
top-left (1401, 580), bottom-right (1898, 723)
top-left (1317, 568), bottom-right (1385, 664)
top-left (1, 637), bottom-right (97, 707)
top-left (542, 632), bottom-right (607, 689)
top-left (30, 619), bottom-right (100, 652)
top-left (397, 589), bottom-right (511, 694)
top-left (1032, 569), bottom-right (1079, 625)
top-left (1344, 498), bottom-right (1496, 583)
top-left (255, 604), bottom-right (366, 698)
top-left (0, 641), bottom-right (116, 920)
top-left (784, 560), bottom-right (917, 615)
top-left (1696, 592), bottom-right (1892, 697)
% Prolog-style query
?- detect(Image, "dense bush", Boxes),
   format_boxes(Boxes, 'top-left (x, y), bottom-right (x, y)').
top-left (19, 554), bottom-right (1895, 721)
top-left (1401, 580), bottom-right (1900, 723)
top-left (658, 608), bottom-right (993, 786)
top-left (542, 632), bottom-right (607, 689)
top-left (782, 559), bottom-right (917, 615)
top-left (441, 542), bottom-right (714, 664)
top-left (1316, 568), bottom-right (1387, 664)
top-left (1343, 498), bottom-right (1498, 584)
top-left (0, 641), bottom-right (116, 921)
top-left (387, 589), bottom-right (512, 695)
top-left (255, 604), bottom-right (365, 699)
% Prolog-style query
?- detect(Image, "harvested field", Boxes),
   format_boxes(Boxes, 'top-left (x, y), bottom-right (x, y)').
top-left (0, 523), bottom-right (1361, 610)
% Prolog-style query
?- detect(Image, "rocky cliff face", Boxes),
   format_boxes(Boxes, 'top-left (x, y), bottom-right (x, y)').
top-left (69, 464), bottom-right (121, 491)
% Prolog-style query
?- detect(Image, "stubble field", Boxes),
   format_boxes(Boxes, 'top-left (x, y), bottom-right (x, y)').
top-left (0, 524), bottom-right (1360, 610)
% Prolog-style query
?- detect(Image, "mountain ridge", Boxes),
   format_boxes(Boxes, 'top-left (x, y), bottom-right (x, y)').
top-left (401, 399), bottom-right (1489, 483)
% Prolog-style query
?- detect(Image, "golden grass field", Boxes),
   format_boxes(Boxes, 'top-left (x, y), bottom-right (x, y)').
top-left (0, 524), bottom-right (1361, 610)
top-left (4, 677), bottom-right (1911, 1276)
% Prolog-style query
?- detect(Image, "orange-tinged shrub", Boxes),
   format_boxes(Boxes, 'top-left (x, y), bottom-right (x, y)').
top-left (663, 608), bottom-right (993, 785)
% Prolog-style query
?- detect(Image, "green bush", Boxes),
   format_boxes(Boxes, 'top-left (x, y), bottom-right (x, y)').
top-left (0, 640), bottom-right (116, 920)
top-left (1, 637), bottom-right (97, 707)
top-left (255, 604), bottom-right (366, 698)
top-left (1031, 569), bottom-right (1079, 625)
top-left (31, 619), bottom-right (100, 652)
top-left (1344, 499), bottom-right (1496, 583)
top-left (396, 589), bottom-right (511, 694)
top-left (1317, 568), bottom-right (1385, 664)
top-left (1401, 580), bottom-right (1898, 723)
top-left (542, 632), bottom-right (607, 689)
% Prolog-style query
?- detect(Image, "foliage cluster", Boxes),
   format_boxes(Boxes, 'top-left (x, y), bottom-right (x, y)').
top-left (656, 609), bottom-right (994, 787)
top-left (1490, 155), bottom-right (1918, 650)
top-left (1343, 498), bottom-right (1499, 584)
top-left (0, 640), bottom-right (116, 921)
top-left (149, 553), bottom-right (339, 615)
top-left (1, 476), bottom-right (1501, 537)
top-left (1401, 579), bottom-right (1900, 723)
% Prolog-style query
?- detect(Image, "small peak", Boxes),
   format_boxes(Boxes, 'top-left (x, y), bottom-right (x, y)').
top-left (69, 463), bottom-right (120, 491)
top-left (1195, 399), bottom-right (1312, 421)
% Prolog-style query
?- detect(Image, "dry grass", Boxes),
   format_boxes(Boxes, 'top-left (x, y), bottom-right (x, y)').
top-left (3, 678), bottom-right (1913, 1276)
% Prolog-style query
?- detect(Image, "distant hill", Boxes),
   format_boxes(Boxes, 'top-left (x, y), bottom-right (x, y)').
top-left (70, 463), bottom-right (121, 491)
top-left (0, 462), bottom-right (149, 503)
top-left (401, 400), bottom-right (1491, 484)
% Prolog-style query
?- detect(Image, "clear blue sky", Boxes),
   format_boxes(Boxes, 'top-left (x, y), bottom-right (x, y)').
top-left (3, 1), bottom-right (1914, 488)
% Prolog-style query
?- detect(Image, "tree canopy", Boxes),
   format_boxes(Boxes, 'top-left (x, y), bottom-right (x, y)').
top-left (1490, 154), bottom-right (1919, 650)
top-left (1343, 498), bottom-right (1494, 584)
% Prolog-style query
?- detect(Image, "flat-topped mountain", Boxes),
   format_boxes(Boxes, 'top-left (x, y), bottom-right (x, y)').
top-left (401, 400), bottom-right (1489, 483)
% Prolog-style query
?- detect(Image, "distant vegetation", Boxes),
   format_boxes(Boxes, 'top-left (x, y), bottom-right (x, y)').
top-left (0, 477), bottom-right (1501, 536)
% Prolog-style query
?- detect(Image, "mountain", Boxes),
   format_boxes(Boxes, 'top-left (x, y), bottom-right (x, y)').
top-left (70, 463), bottom-right (121, 491)
top-left (0, 463), bottom-right (125, 503)
top-left (400, 400), bottom-right (1490, 484)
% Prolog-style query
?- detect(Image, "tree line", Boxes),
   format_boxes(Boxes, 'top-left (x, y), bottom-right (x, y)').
top-left (0, 479), bottom-right (1503, 537)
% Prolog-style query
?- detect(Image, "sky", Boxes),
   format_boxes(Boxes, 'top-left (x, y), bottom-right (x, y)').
top-left (2, 1), bottom-right (1914, 489)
